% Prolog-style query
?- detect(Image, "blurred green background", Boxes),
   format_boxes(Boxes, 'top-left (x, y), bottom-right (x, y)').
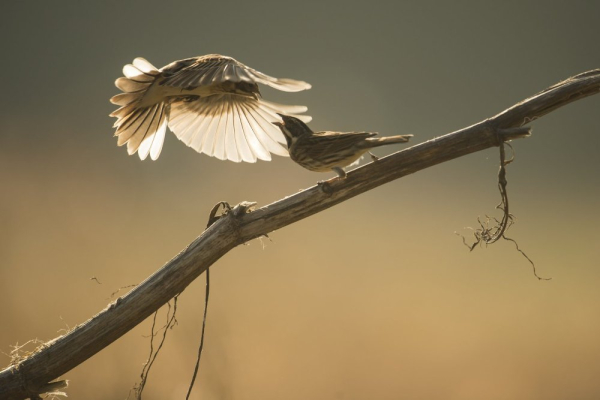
top-left (1, 1), bottom-right (599, 399)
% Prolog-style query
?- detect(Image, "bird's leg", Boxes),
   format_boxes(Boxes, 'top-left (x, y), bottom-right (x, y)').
top-left (332, 167), bottom-right (347, 179)
top-left (369, 152), bottom-right (380, 162)
top-left (318, 168), bottom-right (347, 194)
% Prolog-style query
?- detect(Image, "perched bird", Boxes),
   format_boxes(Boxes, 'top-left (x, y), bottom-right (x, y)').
top-left (273, 115), bottom-right (412, 178)
top-left (110, 55), bottom-right (311, 161)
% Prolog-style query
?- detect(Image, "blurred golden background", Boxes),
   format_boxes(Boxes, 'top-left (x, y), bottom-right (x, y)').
top-left (1, 1), bottom-right (599, 399)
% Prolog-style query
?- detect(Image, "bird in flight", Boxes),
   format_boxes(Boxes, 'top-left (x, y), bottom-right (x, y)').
top-left (110, 55), bottom-right (311, 161)
top-left (273, 115), bottom-right (412, 178)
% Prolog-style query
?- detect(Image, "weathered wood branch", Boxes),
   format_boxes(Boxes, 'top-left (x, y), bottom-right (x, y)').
top-left (1, 69), bottom-right (599, 400)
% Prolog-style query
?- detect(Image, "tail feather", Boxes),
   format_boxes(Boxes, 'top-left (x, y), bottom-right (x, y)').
top-left (110, 92), bottom-right (143, 106)
top-left (132, 57), bottom-right (161, 76)
top-left (123, 64), bottom-right (155, 82)
top-left (364, 134), bottom-right (413, 148)
top-left (116, 107), bottom-right (152, 145)
top-left (115, 77), bottom-right (151, 93)
top-left (110, 58), bottom-right (168, 160)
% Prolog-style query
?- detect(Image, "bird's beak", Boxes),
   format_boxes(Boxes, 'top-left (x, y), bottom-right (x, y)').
top-left (272, 121), bottom-right (283, 127)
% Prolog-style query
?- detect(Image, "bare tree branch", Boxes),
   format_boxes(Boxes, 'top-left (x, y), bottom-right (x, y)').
top-left (1, 69), bottom-right (599, 400)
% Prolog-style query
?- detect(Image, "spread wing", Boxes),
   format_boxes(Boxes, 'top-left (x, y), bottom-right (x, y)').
top-left (110, 55), bottom-right (312, 161)
top-left (159, 55), bottom-right (312, 92)
top-left (169, 95), bottom-right (312, 162)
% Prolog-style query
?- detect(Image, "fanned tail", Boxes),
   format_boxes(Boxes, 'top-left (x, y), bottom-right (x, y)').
top-left (109, 57), bottom-right (168, 160)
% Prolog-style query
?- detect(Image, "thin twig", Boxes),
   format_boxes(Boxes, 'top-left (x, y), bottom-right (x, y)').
top-left (136, 298), bottom-right (178, 399)
top-left (503, 236), bottom-right (551, 281)
top-left (185, 202), bottom-right (231, 399)
top-left (185, 269), bottom-right (210, 400)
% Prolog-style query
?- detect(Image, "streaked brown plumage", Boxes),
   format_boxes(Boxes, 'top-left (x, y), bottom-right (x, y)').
top-left (273, 115), bottom-right (412, 178)
top-left (110, 55), bottom-right (311, 161)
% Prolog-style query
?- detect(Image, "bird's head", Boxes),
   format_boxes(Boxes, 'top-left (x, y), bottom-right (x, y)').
top-left (272, 114), bottom-right (313, 144)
